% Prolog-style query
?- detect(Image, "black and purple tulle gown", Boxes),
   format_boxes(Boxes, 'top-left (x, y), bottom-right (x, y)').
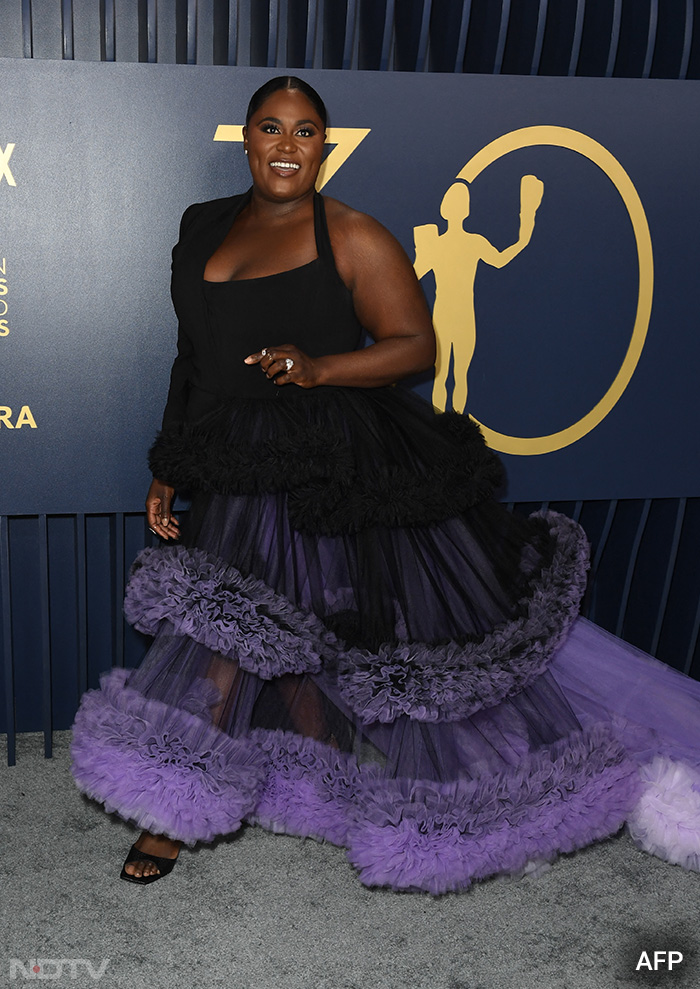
top-left (70, 192), bottom-right (700, 893)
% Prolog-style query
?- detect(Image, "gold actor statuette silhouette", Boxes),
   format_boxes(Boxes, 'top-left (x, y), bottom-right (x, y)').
top-left (414, 175), bottom-right (544, 413)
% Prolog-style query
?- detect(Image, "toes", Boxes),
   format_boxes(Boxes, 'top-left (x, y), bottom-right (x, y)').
top-left (124, 861), bottom-right (159, 878)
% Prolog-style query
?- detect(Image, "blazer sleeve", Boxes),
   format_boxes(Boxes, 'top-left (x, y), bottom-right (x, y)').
top-left (160, 329), bottom-right (194, 430)
top-left (160, 203), bottom-right (201, 430)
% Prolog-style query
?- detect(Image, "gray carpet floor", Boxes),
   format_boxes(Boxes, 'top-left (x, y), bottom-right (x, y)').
top-left (1, 731), bottom-right (698, 989)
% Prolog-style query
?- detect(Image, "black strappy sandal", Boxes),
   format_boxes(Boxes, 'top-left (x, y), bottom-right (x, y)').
top-left (119, 843), bottom-right (180, 885)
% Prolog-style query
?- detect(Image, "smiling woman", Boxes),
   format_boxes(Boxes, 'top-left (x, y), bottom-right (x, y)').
top-left (69, 76), bottom-right (700, 893)
top-left (245, 88), bottom-right (324, 188)
top-left (203, 88), bottom-right (326, 283)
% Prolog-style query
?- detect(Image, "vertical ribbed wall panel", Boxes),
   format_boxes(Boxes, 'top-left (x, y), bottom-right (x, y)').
top-left (2, 0), bottom-right (697, 76)
top-left (71, 0), bottom-right (103, 60)
top-left (0, 0), bottom-right (24, 58)
top-left (114, 0), bottom-right (140, 61)
top-left (155, 0), bottom-right (178, 63)
top-left (27, 0), bottom-right (63, 58)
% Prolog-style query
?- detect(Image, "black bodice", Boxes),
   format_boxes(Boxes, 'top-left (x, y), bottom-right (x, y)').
top-left (171, 192), bottom-right (364, 421)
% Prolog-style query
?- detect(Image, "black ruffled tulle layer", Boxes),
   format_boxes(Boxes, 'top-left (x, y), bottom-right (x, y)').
top-left (148, 386), bottom-right (505, 535)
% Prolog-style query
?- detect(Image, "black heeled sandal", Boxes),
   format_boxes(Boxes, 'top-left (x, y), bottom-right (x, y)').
top-left (119, 843), bottom-right (180, 885)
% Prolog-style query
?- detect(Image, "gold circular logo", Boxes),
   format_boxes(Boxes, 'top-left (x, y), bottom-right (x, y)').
top-left (457, 126), bottom-right (653, 455)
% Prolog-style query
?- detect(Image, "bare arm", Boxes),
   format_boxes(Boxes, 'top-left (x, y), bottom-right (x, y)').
top-left (246, 204), bottom-right (436, 388)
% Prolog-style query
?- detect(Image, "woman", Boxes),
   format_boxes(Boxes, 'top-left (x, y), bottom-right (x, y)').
top-left (71, 77), bottom-right (700, 891)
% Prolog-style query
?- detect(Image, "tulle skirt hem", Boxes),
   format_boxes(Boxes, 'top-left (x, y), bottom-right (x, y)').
top-left (73, 668), bottom-right (696, 893)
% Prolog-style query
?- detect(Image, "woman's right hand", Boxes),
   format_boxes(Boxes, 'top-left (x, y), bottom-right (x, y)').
top-left (146, 478), bottom-right (179, 540)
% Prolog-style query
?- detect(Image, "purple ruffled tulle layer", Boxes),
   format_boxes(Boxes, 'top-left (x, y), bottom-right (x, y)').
top-left (124, 545), bottom-right (335, 680)
top-left (246, 729), bottom-right (376, 847)
top-left (70, 669), bottom-right (640, 892)
top-left (626, 757), bottom-right (700, 872)
top-left (346, 723), bottom-right (638, 893)
top-left (249, 724), bottom-right (639, 893)
top-left (122, 511), bottom-right (588, 724)
top-left (338, 511), bottom-right (589, 723)
top-left (71, 668), bottom-right (266, 845)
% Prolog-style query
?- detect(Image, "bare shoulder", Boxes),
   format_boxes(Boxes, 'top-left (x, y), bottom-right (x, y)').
top-left (322, 196), bottom-right (410, 288)
top-left (323, 196), bottom-right (401, 249)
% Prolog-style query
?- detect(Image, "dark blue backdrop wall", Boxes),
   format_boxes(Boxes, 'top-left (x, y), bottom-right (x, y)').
top-left (2, 0), bottom-right (700, 766)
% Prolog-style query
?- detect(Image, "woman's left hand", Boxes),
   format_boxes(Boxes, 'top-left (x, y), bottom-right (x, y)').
top-left (244, 344), bottom-right (321, 388)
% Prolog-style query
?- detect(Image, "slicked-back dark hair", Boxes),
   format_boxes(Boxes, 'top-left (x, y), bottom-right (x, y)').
top-left (245, 75), bottom-right (328, 128)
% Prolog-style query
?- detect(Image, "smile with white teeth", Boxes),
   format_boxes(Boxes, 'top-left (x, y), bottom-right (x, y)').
top-left (270, 161), bottom-right (300, 170)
